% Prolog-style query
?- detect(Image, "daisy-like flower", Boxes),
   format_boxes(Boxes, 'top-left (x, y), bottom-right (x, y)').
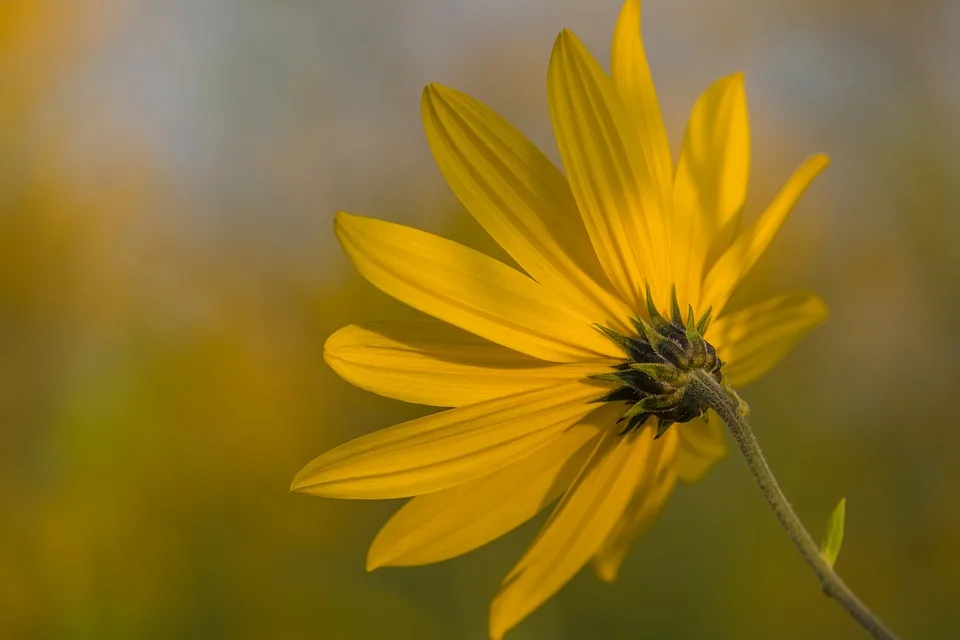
top-left (294, 1), bottom-right (829, 637)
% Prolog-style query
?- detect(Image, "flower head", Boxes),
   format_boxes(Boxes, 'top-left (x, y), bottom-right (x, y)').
top-left (293, 1), bottom-right (829, 637)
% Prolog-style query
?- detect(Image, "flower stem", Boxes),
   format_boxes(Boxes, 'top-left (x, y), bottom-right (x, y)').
top-left (689, 370), bottom-right (900, 640)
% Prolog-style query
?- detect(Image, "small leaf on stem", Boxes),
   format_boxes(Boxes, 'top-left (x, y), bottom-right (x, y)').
top-left (820, 497), bottom-right (846, 568)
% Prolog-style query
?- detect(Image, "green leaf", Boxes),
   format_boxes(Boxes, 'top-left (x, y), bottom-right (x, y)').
top-left (820, 497), bottom-right (846, 568)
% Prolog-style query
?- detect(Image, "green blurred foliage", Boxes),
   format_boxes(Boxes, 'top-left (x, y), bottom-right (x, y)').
top-left (0, 0), bottom-right (957, 639)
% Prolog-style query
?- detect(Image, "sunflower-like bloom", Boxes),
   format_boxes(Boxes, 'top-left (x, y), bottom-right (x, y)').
top-left (293, 1), bottom-right (829, 637)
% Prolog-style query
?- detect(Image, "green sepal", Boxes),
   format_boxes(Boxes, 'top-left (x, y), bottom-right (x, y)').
top-left (644, 285), bottom-right (672, 332)
top-left (632, 315), bottom-right (666, 352)
top-left (621, 391), bottom-right (681, 418)
top-left (820, 498), bottom-right (846, 569)
top-left (593, 323), bottom-right (636, 355)
top-left (620, 400), bottom-right (650, 420)
top-left (685, 305), bottom-right (707, 367)
top-left (654, 419), bottom-right (674, 439)
top-left (618, 412), bottom-right (650, 435)
top-left (636, 390), bottom-right (683, 412)
top-left (696, 307), bottom-right (713, 334)
top-left (669, 285), bottom-right (683, 325)
top-left (635, 313), bottom-right (690, 369)
top-left (590, 386), bottom-right (637, 404)
top-left (589, 371), bottom-right (631, 385)
top-left (629, 362), bottom-right (682, 386)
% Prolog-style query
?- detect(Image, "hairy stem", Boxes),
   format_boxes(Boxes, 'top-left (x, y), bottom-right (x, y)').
top-left (689, 370), bottom-right (900, 640)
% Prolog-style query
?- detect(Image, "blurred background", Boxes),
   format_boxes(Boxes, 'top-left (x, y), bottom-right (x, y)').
top-left (1, 0), bottom-right (957, 638)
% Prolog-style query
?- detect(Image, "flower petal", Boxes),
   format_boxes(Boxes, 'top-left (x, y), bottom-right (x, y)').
top-left (489, 422), bottom-right (654, 640)
top-left (326, 321), bottom-right (615, 408)
top-left (671, 73), bottom-right (750, 309)
top-left (335, 212), bottom-right (620, 362)
top-left (592, 426), bottom-right (679, 582)
top-left (675, 415), bottom-right (727, 483)
top-left (290, 379), bottom-right (603, 500)
top-left (548, 29), bottom-right (670, 312)
top-left (611, 0), bottom-right (673, 209)
top-left (366, 417), bottom-right (605, 569)
top-left (709, 291), bottom-right (829, 387)
top-left (422, 83), bottom-right (634, 333)
top-left (700, 155), bottom-right (830, 315)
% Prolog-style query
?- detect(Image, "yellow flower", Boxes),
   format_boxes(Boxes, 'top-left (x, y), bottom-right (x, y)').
top-left (293, 1), bottom-right (829, 637)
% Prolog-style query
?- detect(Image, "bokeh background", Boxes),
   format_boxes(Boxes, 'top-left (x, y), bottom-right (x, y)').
top-left (1, 0), bottom-right (957, 638)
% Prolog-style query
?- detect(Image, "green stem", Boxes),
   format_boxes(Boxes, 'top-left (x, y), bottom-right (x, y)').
top-left (689, 370), bottom-right (900, 640)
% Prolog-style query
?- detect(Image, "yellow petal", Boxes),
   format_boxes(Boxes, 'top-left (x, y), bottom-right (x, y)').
top-left (676, 74), bottom-right (750, 237)
top-left (422, 83), bottom-right (634, 333)
top-left (672, 73), bottom-right (750, 309)
top-left (610, 0), bottom-right (672, 209)
top-left (290, 379), bottom-right (603, 500)
top-left (548, 29), bottom-right (670, 312)
top-left (335, 212), bottom-right (620, 362)
top-left (675, 415), bottom-right (727, 483)
top-left (700, 154), bottom-right (830, 315)
top-left (709, 291), bottom-right (829, 387)
top-left (366, 418), bottom-right (605, 569)
top-left (489, 423), bottom-right (654, 640)
top-left (326, 321), bottom-right (615, 408)
top-left (593, 426), bottom-right (679, 582)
